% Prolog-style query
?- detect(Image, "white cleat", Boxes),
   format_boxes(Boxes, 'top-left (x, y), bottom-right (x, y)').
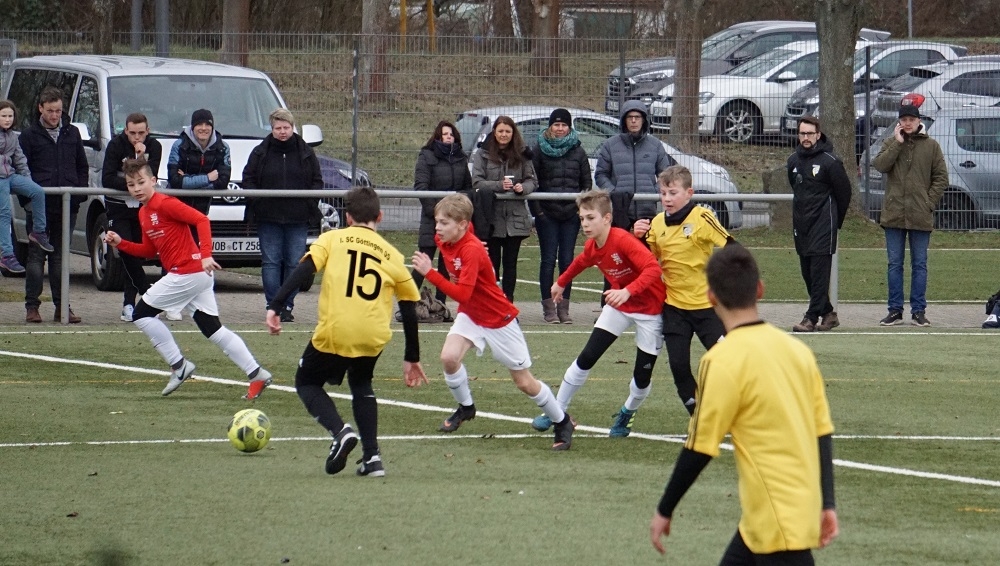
top-left (162, 359), bottom-right (196, 396)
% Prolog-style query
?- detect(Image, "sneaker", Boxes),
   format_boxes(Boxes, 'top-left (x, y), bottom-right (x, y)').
top-left (879, 310), bottom-right (903, 326)
top-left (25, 306), bottom-right (42, 323)
top-left (791, 316), bottom-right (816, 332)
top-left (983, 314), bottom-right (999, 329)
top-left (162, 359), bottom-right (195, 396)
top-left (552, 413), bottom-right (576, 451)
top-left (165, 310), bottom-right (183, 321)
top-left (911, 311), bottom-right (931, 327)
top-left (356, 453), bottom-right (386, 477)
top-left (531, 413), bottom-right (553, 432)
top-left (54, 308), bottom-right (81, 324)
top-left (325, 424), bottom-right (359, 475)
top-left (609, 407), bottom-right (636, 438)
top-left (244, 368), bottom-right (273, 400)
top-left (28, 232), bottom-right (55, 253)
top-left (120, 304), bottom-right (134, 322)
top-left (440, 404), bottom-right (476, 432)
top-left (280, 309), bottom-right (294, 323)
top-left (0, 254), bottom-right (25, 276)
top-left (816, 311), bottom-right (840, 331)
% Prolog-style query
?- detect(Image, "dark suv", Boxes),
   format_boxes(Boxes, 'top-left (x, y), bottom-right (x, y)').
top-left (605, 20), bottom-right (889, 115)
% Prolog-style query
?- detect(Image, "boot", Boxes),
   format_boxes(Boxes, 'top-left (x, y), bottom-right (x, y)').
top-left (557, 299), bottom-right (572, 324)
top-left (541, 299), bottom-right (558, 324)
top-left (816, 311), bottom-right (839, 331)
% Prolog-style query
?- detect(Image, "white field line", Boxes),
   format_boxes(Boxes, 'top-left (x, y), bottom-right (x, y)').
top-left (1, 349), bottom-right (999, 488)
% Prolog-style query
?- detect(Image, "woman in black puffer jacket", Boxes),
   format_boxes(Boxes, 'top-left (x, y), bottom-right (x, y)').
top-left (531, 108), bottom-right (592, 323)
top-left (412, 121), bottom-right (473, 301)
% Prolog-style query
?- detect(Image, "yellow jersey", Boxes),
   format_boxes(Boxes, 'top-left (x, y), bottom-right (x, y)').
top-left (306, 226), bottom-right (420, 357)
top-left (645, 203), bottom-right (730, 310)
top-left (686, 321), bottom-right (835, 554)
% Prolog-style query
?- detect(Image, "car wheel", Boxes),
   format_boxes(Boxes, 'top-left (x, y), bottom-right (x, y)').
top-left (934, 191), bottom-right (975, 231)
top-left (716, 102), bottom-right (761, 144)
top-left (90, 212), bottom-right (125, 291)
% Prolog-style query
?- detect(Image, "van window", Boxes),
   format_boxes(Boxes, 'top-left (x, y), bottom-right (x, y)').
top-left (955, 118), bottom-right (1000, 152)
top-left (73, 75), bottom-right (101, 139)
top-left (6, 68), bottom-right (78, 130)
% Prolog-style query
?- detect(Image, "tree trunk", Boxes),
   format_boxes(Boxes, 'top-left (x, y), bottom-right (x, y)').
top-left (816, 0), bottom-right (864, 210)
top-left (528, 0), bottom-right (560, 78)
top-left (361, 0), bottom-right (392, 104)
top-left (93, 0), bottom-right (114, 55)
top-left (670, 0), bottom-right (706, 154)
top-left (220, 0), bottom-right (250, 67)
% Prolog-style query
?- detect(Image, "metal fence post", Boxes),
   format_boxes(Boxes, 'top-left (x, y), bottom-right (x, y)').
top-left (59, 191), bottom-right (71, 324)
top-left (351, 35), bottom-right (360, 185)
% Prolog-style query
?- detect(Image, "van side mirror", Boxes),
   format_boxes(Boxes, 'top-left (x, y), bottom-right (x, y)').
top-left (301, 124), bottom-right (323, 147)
top-left (72, 122), bottom-right (102, 150)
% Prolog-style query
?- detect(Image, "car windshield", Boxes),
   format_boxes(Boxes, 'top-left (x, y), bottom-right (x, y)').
top-left (884, 68), bottom-right (938, 92)
top-left (852, 44), bottom-right (892, 74)
top-left (108, 75), bottom-right (282, 138)
top-left (455, 113), bottom-right (491, 154)
top-left (700, 29), bottom-right (748, 61)
top-left (727, 48), bottom-right (801, 77)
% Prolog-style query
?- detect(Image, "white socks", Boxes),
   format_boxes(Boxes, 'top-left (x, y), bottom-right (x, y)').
top-left (444, 364), bottom-right (474, 406)
top-left (624, 378), bottom-right (651, 412)
top-left (555, 361), bottom-right (590, 410)
top-left (531, 381), bottom-right (565, 423)
top-left (208, 326), bottom-right (259, 376)
top-left (134, 316), bottom-right (182, 367)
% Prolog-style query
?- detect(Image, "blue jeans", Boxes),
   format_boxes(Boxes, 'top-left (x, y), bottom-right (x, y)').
top-left (884, 227), bottom-right (930, 313)
top-left (258, 221), bottom-right (308, 311)
top-left (535, 213), bottom-right (580, 301)
top-left (0, 174), bottom-right (47, 257)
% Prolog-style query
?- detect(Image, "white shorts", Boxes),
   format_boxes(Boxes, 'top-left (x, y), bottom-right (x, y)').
top-left (142, 271), bottom-right (219, 317)
top-left (448, 312), bottom-right (532, 370)
top-left (595, 304), bottom-right (663, 355)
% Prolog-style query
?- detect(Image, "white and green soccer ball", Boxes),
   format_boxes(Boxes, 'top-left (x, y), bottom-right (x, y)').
top-left (227, 409), bottom-right (272, 453)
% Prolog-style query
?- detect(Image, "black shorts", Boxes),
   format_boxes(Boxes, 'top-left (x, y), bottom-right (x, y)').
top-left (662, 304), bottom-right (725, 344)
top-left (719, 529), bottom-right (814, 566)
top-left (295, 341), bottom-right (381, 388)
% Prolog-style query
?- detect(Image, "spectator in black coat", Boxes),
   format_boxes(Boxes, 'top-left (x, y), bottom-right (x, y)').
top-left (167, 108), bottom-right (231, 215)
top-left (412, 120), bottom-right (473, 302)
top-left (242, 108), bottom-right (323, 322)
top-left (18, 86), bottom-right (88, 323)
top-left (532, 108), bottom-right (591, 324)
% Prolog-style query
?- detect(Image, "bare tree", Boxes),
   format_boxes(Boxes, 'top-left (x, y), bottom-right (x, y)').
top-left (816, 0), bottom-right (863, 207)
top-left (670, 0), bottom-right (706, 154)
top-left (221, 0), bottom-right (250, 67)
top-left (93, 0), bottom-right (114, 55)
top-left (528, 0), bottom-right (560, 78)
top-left (361, 0), bottom-right (392, 103)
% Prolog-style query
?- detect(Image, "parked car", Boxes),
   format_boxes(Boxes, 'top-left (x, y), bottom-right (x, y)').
top-left (454, 106), bottom-right (743, 229)
top-left (1, 55), bottom-right (369, 291)
top-left (606, 20), bottom-right (890, 115)
top-left (868, 59), bottom-right (1000, 133)
top-left (781, 41), bottom-right (967, 157)
top-left (647, 41), bottom-right (868, 143)
top-left (859, 106), bottom-right (1000, 230)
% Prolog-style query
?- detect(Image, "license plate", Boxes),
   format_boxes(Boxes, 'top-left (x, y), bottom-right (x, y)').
top-left (606, 99), bottom-right (619, 113)
top-left (212, 238), bottom-right (260, 253)
top-left (782, 117), bottom-right (792, 131)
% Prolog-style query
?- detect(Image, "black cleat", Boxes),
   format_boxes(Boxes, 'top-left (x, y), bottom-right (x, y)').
top-left (440, 404), bottom-right (476, 432)
top-left (325, 424), bottom-right (359, 475)
top-left (552, 413), bottom-right (576, 451)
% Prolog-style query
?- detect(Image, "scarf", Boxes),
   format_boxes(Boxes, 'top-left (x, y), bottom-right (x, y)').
top-left (537, 129), bottom-right (579, 158)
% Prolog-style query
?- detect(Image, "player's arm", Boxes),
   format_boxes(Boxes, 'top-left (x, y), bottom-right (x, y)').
top-left (650, 447), bottom-right (713, 554)
top-left (166, 198), bottom-right (215, 260)
top-left (424, 249), bottom-right (478, 304)
top-left (397, 299), bottom-right (429, 387)
top-left (265, 256), bottom-right (317, 334)
top-left (110, 229), bottom-right (156, 258)
top-left (623, 237), bottom-right (665, 298)
top-left (818, 433), bottom-right (839, 547)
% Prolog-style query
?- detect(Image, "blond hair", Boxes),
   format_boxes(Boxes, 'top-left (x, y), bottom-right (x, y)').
top-left (435, 193), bottom-right (473, 222)
top-left (658, 165), bottom-right (692, 189)
top-left (269, 108), bottom-right (295, 127)
top-left (575, 189), bottom-right (613, 217)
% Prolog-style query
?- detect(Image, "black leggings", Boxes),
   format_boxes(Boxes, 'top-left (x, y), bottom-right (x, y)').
top-left (488, 235), bottom-right (526, 302)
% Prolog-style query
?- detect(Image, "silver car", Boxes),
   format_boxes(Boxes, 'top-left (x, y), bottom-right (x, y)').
top-left (859, 106), bottom-right (1000, 230)
top-left (455, 106), bottom-right (743, 229)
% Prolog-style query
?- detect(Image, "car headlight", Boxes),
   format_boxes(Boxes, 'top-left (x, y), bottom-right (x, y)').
top-left (640, 94), bottom-right (665, 105)
top-left (700, 162), bottom-right (731, 182)
top-left (698, 92), bottom-right (715, 104)
top-left (806, 95), bottom-right (819, 105)
top-left (636, 69), bottom-right (675, 82)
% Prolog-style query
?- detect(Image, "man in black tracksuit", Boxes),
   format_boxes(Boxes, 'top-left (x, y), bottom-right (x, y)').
top-left (101, 112), bottom-right (163, 321)
top-left (786, 116), bottom-right (852, 332)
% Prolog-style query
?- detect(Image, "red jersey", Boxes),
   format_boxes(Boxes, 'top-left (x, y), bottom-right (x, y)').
top-left (557, 226), bottom-right (665, 315)
top-left (117, 192), bottom-right (213, 275)
top-left (425, 227), bottom-right (518, 329)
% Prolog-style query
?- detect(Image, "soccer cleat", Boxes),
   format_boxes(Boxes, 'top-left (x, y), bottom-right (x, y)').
top-left (983, 314), bottom-right (999, 329)
top-left (609, 407), bottom-right (637, 438)
top-left (356, 453), bottom-right (386, 477)
top-left (440, 404), bottom-right (476, 432)
top-left (165, 309), bottom-right (183, 321)
top-left (0, 254), bottom-right (26, 276)
top-left (531, 413), bottom-right (553, 432)
top-left (244, 368), bottom-right (273, 400)
top-left (121, 304), bottom-right (134, 322)
top-left (552, 413), bottom-right (576, 451)
top-left (162, 359), bottom-right (195, 396)
top-left (325, 424), bottom-right (359, 475)
top-left (28, 232), bottom-right (55, 253)
top-left (879, 310), bottom-right (903, 326)
top-left (911, 311), bottom-right (931, 327)
top-left (816, 311), bottom-right (840, 331)
top-left (791, 316), bottom-right (815, 332)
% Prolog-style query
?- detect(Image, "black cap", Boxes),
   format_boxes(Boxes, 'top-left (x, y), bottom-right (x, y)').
top-left (191, 108), bottom-right (214, 127)
top-left (548, 108), bottom-right (572, 128)
top-left (898, 104), bottom-right (921, 119)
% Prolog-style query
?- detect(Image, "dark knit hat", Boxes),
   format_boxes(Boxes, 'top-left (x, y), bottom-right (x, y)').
top-left (548, 108), bottom-right (572, 128)
top-left (898, 104), bottom-right (921, 119)
top-left (191, 108), bottom-right (214, 127)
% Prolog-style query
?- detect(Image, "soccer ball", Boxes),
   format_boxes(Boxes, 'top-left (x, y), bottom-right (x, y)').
top-left (227, 409), bottom-right (272, 453)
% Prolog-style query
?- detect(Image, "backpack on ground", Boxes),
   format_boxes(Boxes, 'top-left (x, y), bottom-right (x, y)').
top-left (395, 287), bottom-right (453, 323)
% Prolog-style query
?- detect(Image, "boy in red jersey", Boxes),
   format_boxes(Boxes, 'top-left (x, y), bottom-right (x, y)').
top-left (104, 158), bottom-right (272, 399)
top-left (411, 193), bottom-right (575, 450)
top-left (530, 189), bottom-right (666, 438)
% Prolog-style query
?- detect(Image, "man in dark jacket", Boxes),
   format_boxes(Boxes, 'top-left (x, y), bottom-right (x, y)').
top-left (101, 112), bottom-right (163, 322)
top-left (167, 109), bottom-right (231, 215)
top-left (242, 108), bottom-right (323, 322)
top-left (786, 116), bottom-right (852, 332)
top-left (18, 86), bottom-right (88, 323)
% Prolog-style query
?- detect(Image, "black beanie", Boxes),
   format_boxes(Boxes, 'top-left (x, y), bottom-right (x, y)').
top-left (898, 104), bottom-right (921, 119)
top-left (548, 108), bottom-right (572, 128)
top-left (191, 108), bottom-right (214, 127)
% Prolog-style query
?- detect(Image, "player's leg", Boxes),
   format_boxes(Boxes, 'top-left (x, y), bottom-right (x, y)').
top-left (439, 314), bottom-right (479, 432)
top-left (662, 304), bottom-right (698, 415)
top-left (611, 313), bottom-right (663, 437)
top-left (346, 355), bottom-right (386, 477)
top-left (294, 343), bottom-right (357, 475)
top-left (131, 299), bottom-right (192, 396)
top-left (693, 308), bottom-right (726, 352)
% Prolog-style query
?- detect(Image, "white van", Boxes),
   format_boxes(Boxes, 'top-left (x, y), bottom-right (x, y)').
top-left (1, 55), bottom-right (368, 290)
